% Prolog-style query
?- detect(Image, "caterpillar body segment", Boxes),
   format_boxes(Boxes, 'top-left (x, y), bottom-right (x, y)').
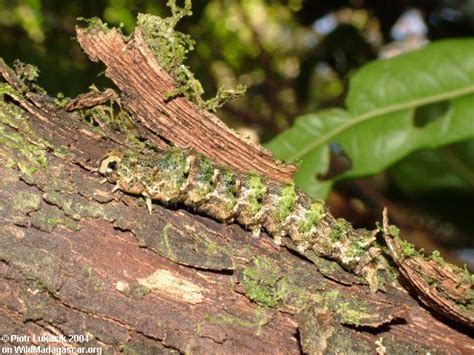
top-left (99, 147), bottom-right (382, 290)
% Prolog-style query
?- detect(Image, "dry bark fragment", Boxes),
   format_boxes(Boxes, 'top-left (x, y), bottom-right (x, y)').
top-left (75, 26), bottom-right (297, 183)
top-left (383, 210), bottom-right (474, 329)
top-left (64, 88), bottom-right (118, 111)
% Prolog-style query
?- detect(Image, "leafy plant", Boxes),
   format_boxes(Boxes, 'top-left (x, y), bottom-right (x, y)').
top-left (266, 39), bottom-right (474, 198)
top-left (390, 141), bottom-right (474, 194)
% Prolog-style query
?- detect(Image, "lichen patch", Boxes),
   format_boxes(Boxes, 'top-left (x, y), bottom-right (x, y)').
top-left (138, 269), bottom-right (204, 304)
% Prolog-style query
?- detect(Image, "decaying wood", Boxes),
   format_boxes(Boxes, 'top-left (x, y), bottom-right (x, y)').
top-left (383, 210), bottom-right (474, 329)
top-left (75, 26), bottom-right (297, 183)
top-left (0, 29), bottom-right (473, 354)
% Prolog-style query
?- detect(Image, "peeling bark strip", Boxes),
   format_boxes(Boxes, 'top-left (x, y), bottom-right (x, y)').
top-left (383, 211), bottom-right (474, 329)
top-left (75, 26), bottom-right (297, 182)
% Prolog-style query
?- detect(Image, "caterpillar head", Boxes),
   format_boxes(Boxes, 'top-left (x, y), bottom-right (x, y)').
top-left (99, 151), bottom-right (123, 182)
top-left (99, 151), bottom-right (146, 195)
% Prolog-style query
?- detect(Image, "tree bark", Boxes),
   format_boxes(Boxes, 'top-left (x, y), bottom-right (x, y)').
top-left (0, 28), bottom-right (472, 354)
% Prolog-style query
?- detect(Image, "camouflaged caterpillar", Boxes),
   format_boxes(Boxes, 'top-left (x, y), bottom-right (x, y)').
top-left (99, 148), bottom-right (382, 290)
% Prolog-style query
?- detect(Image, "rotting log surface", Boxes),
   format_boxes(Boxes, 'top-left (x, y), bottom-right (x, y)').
top-left (0, 35), bottom-right (473, 355)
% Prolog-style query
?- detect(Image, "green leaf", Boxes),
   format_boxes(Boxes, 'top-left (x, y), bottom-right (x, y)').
top-left (266, 39), bottom-right (474, 198)
top-left (390, 141), bottom-right (474, 194)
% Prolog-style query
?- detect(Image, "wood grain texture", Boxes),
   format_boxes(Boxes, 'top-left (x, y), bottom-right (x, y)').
top-left (75, 26), bottom-right (297, 183)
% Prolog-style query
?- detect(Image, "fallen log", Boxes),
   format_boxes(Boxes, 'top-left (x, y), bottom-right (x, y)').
top-left (0, 17), bottom-right (472, 354)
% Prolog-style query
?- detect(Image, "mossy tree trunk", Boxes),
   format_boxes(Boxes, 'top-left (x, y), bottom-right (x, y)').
top-left (0, 29), bottom-right (472, 354)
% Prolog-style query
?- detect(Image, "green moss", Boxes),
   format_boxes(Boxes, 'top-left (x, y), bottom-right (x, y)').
top-left (192, 155), bottom-right (215, 197)
top-left (196, 155), bottom-right (215, 181)
top-left (49, 217), bottom-right (79, 230)
top-left (42, 191), bottom-right (115, 221)
top-left (324, 290), bottom-right (340, 300)
top-left (253, 307), bottom-right (269, 336)
top-left (217, 169), bottom-right (238, 211)
top-left (345, 235), bottom-right (371, 259)
top-left (77, 94), bottom-right (138, 143)
top-left (428, 250), bottom-right (445, 264)
top-left (51, 145), bottom-right (71, 159)
top-left (0, 83), bottom-right (16, 98)
top-left (205, 307), bottom-right (268, 335)
top-left (9, 60), bottom-right (45, 95)
top-left (0, 99), bottom-right (51, 147)
top-left (29, 205), bottom-right (81, 232)
top-left (195, 322), bottom-right (202, 336)
top-left (165, 148), bottom-right (188, 168)
top-left (160, 148), bottom-right (189, 188)
top-left (137, 1), bottom-right (245, 111)
top-left (427, 277), bottom-right (439, 287)
top-left (276, 184), bottom-right (297, 222)
top-left (425, 253), bottom-right (474, 296)
top-left (14, 191), bottom-right (41, 212)
top-left (388, 224), bottom-right (400, 237)
top-left (78, 267), bottom-right (105, 291)
top-left (16, 161), bottom-right (37, 175)
top-left (245, 174), bottom-right (265, 215)
top-left (399, 239), bottom-right (418, 257)
top-left (137, 0), bottom-right (192, 73)
top-left (241, 256), bottom-right (285, 308)
top-left (334, 302), bottom-right (366, 326)
top-left (54, 92), bottom-right (69, 107)
top-left (13, 60), bottom-right (40, 84)
top-left (0, 101), bottom-right (52, 174)
top-left (299, 201), bottom-right (326, 233)
top-left (243, 277), bottom-right (279, 308)
top-left (320, 291), bottom-right (371, 327)
top-left (203, 236), bottom-right (220, 255)
top-left (0, 126), bottom-right (48, 172)
top-left (77, 17), bottom-right (111, 31)
top-left (330, 218), bottom-right (350, 242)
top-left (201, 85), bottom-right (247, 112)
top-left (206, 313), bottom-right (254, 328)
top-left (241, 264), bottom-right (313, 309)
top-left (5, 158), bottom-right (16, 168)
top-left (461, 265), bottom-right (474, 286)
top-left (29, 279), bottom-right (48, 293)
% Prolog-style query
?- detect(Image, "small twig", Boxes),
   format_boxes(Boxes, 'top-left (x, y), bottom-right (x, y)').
top-left (65, 88), bottom-right (119, 111)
